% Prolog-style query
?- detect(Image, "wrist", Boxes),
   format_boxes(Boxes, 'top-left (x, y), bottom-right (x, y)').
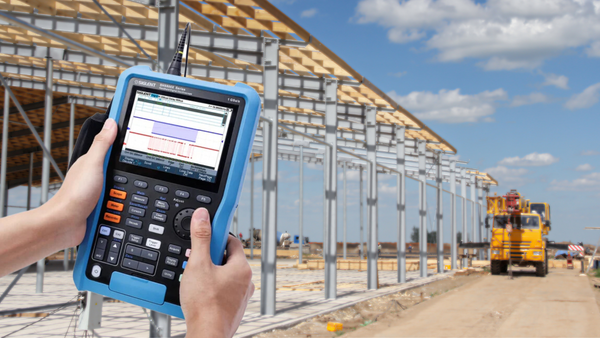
top-left (185, 312), bottom-right (231, 338)
top-left (37, 197), bottom-right (86, 249)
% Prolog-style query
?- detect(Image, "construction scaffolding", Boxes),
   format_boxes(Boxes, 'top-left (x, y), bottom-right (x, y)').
top-left (0, 0), bottom-right (498, 336)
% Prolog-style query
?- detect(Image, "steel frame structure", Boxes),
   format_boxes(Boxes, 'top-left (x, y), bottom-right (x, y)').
top-left (0, 1), bottom-right (499, 335)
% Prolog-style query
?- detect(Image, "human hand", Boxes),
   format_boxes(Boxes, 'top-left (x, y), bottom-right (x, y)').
top-left (180, 208), bottom-right (254, 338)
top-left (45, 118), bottom-right (117, 249)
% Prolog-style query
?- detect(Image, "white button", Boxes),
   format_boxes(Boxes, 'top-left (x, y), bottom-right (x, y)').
top-left (185, 249), bottom-right (191, 258)
top-left (146, 238), bottom-right (161, 250)
top-left (91, 265), bottom-right (101, 278)
top-left (113, 230), bottom-right (125, 239)
top-left (148, 224), bottom-right (165, 235)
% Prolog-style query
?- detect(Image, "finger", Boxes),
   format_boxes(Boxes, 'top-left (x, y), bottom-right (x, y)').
top-left (223, 235), bottom-right (246, 265)
top-left (87, 118), bottom-right (117, 165)
top-left (189, 208), bottom-right (212, 265)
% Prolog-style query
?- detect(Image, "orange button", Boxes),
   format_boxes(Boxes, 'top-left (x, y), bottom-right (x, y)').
top-left (104, 212), bottom-right (121, 224)
top-left (109, 189), bottom-right (127, 200)
top-left (107, 201), bottom-right (124, 212)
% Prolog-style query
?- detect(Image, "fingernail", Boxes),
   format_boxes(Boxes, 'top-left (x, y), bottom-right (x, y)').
top-left (103, 118), bottom-right (115, 130)
top-left (195, 208), bottom-right (209, 223)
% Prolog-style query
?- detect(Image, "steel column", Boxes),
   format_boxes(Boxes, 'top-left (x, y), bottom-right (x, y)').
top-left (64, 100), bottom-right (75, 271)
top-left (470, 174), bottom-right (477, 258)
top-left (366, 106), bottom-right (378, 289)
top-left (450, 159), bottom-right (457, 270)
top-left (461, 169), bottom-right (468, 268)
top-left (418, 140), bottom-right (427, 278)
top-left (477, 181), bottom-right (484, 260)
top-left (323, 78), bottom-right (338, 299)
top-left (149, 311), bottom-right (171, 338)
top-left (0, 88), bottom-right (9, 217)
top-left (484, 186), bottom-right (490, 260)
top-left (359, 166), bottom-right (364, 260)
top-left (299, 146), bottom-right (304, 263)
top-left (260, 38), bottom-right (279, 316)
top-left (27, 152), bottom-right (32, 211)
top-left (157, 0), bottom-right (179, 72)
top-left (396, 126), bottom-right (406, 283)
top-left (343, 161), bottom-right (347, 260)
top-left (436, 153), bottom-right (444, 273)
top-left (250, 156), bottom-right (254, 260)
top-left (37, 57), bottom-right (53, 294)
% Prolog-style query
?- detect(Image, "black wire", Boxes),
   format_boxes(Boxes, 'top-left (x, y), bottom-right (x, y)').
top-left (2, 294), bottom-right (80, 338)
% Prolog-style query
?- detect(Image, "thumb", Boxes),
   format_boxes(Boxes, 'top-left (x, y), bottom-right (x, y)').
top-left (87, 118), bottom-right (117, 165)
top-left (189, 208), bottom-right (213, 265)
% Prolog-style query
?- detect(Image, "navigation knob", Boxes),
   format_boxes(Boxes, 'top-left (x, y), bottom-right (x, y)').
top-left (174, 208), bottom-right (194, 240)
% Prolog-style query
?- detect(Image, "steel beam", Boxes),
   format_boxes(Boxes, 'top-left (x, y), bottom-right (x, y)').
top-left (366, 106), bottom-right (378, 290)
top-left (0, 88), bottom-right (8, 217)
top-left (157, 0), bottom-right (178, 73)
top-left (343, 161), bottom-right (347, 260)
top-left (260, 38), bottom-right (279, 316)
top-left (149, 311), bottom-right (170, 338)
top-left (250, 156), bottom-right (255, 260)
top-left (359, 166), bottom-right (364, 260)
top-left (396, 126), bottom-right (406, 283)
top-left (461, 168), bottom-right (468, 268)
top-left (27, 152), bottom-right (32, 211)
top-left (418, 140), bottom-right (427, 278)
top-left (298, 146), bottom-right (304, 263)
top-left (470, 174), bottom-right (477, 258)
top-left (323, 78), bottom-right (338, 299)
top-left (477, 180), bottom-right (484, 260)
top-left (450, 159), bottom-right (457, 270)
top-left (436, 153), bottom-right (444, 273)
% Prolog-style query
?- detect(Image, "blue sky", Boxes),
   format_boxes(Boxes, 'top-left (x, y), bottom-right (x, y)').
top-left (7, 0), bottom-right (600, 246)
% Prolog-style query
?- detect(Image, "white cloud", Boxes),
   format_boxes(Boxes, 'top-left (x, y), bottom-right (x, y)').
top-left (484, 166), bottom-right (531, 187)
top-left (549, 172), bottom-right (600, 191)
top-left (564, 83), bottom-right (600, 110)
top-left (354, 0), bottom-right (600, 70)
top-left (575, 164), bottom-right (594, 171)
top-left (300, 8), bottom-right (318, 18)
top-left (510, 92), bottom-right (551, 107)
top-left (498, 152), bottom-right (559, 166)
top-left (581, 150), bottom-right (600, 156)
top-left (541, 72), bottom-right (569, 90)
top-left (388, 88), bottom-right (507, 123)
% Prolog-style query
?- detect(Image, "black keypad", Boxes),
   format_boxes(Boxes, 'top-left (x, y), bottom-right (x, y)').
top-left (152, 212), bottom-right (167, 223)
top-left (154, 200), bottom-right (169, 210)
top-left (134, 180), bottom-right (148, 189)
top-left (129, 206), bottom-right (146, 217)
top-left (154, 185), bottom-right (169, 194)
top-left (138, 262), bottom-right (155, 275)
top-left (109, 241), bottom-right (121, 253)
top-left (141, 249), bottom-right (158, 261)
top-left (93, 249), bottom-right (105, 261)
top-left (196, 195), bottom-right (212, 204)
top-left (123, 258), bottom-right (139, 270)
top-left (168, 244), bottom-right (181, 255)
top-left (129, 234), bottom-right (143, 244)
top-left (126, 245), bottom-right (142, 256)
top-left (131, 195), bottom-right (149, 205)
top-left (97, 238), bottom-right (107, 250)
top-left (126, 218), bottom-right (143, 229)
top-left (107, 252), bottom-right (118, 265)
top-left (175, 190), bottom-right (190, 199)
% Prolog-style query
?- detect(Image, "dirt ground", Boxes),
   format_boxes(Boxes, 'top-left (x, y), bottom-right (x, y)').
top-left (342, 268), bottom-right (600, 337)
top-left (255, 270), bottom-right (487, 338)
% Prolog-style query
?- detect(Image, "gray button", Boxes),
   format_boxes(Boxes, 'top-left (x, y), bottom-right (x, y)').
top-left (109, 241), bottom-right (121, 253)
top-left (131, 195), bottom-right (149, 205)
top-left (165, 256), bottom-right (178, 267)
top-left (114, 175), bottom-right (128, 184)
top-left (137, 262), bottom-right (155, 275)
top-left (168, 244), bottom-right (181, 255)
top-left (129, 206), bottom-right (146, 217)
top-left (93, 249), bottom-right (105, 261)
top-left (134, 180), bottom-right (148, 189)
top-left (107, 252), bottom-right (118, 265)
top-left (154, 185), bottom-right (169, 194)
top-left (162, 269), bottom-right (175, 280)
top-left (175, 190), bottom-right (190, 199)
top-left (126, 245), bottom-right (142, 256)
top-left (123, 258), bottom-right (139, 270)
top-left (154, 200), bottom-right (169, 210)
top-left (141, 249), bottom-right (158, 261)
top-left (129, 234), bottom-right (143, 244)
top-left (91, 265), bottom-right (101, 278)
top-left (97, 238), bottom-right (107, 250)
top-left (152, 212), bottom-right (167, 223)
top-left (126, 218), bottom-right (143, 229)
top-left (196, 195), bottom-right (212, 204)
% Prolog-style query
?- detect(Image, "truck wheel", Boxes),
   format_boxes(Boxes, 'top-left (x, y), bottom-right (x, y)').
top-left (501, 261), bottom-right (508, 273)
top-left (491, 260), bottom-right (501, 275)
top-left (536, 260), bottom-right (546, 277)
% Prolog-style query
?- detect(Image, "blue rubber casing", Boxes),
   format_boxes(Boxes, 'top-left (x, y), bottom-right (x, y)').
top-left (73, 66), bottom-right (261, 318)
